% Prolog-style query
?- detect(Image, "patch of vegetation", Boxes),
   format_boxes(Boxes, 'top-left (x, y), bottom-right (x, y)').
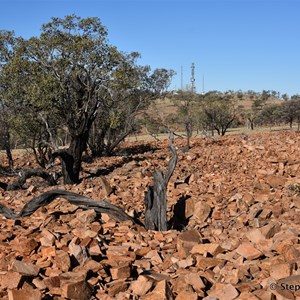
top-left (288, 183), bottom-right (300, 195)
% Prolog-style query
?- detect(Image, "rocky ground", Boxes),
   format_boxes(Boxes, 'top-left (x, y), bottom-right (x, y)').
top-left (1, 131), bottom-right (300, 299)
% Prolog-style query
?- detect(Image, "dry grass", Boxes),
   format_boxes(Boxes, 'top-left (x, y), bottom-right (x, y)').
top-left (126, 124), bottom-right (296, 142)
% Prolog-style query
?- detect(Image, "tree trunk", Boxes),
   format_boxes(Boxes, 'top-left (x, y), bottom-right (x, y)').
top-left (248, 118), bottom-right (254, 130)
top-left (50, 150), bottom-right (77, 184)
top-left (185, 122), bottom-right (192, 152)
top-left (64, 132), bottom-right (89, 184)
top-left (4, 130), bottom-right (13, 170)
top-left (211, 123), bottom-right (215, 137)
top-left (144, 143), bottom-right (177, 231)
top-left (89, 130), bottom-right (106, 157)
top-left (68, 131), bottom-right (89, 183)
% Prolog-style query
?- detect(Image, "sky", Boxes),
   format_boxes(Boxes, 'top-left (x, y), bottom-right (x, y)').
top-left (1, 0), bottom-right (300, 96)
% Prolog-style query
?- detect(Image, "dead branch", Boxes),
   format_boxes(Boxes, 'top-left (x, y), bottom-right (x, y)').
top-left (0, 189), bottom-right (137, 224)
top-left (0, 168), bottom-right (57, 191)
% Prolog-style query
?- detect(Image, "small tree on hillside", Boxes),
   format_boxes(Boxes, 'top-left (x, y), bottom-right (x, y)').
top-left (257, 104), bottom-right (283, 128)
top-left (200, 91), bottom-right (237, 136)
top-left (170, 90), bottom-right (198, 151)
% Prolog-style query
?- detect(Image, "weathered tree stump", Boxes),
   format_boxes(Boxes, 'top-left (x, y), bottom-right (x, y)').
top-left (144, 142), bottom-right (177, 231)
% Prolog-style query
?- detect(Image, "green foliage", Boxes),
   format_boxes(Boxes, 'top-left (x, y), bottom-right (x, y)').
top-left (257, 104), bottom-right (283, 126)
top-left (0, 15), bottom-right (174, 181)
top-left (288, 183), bottom-right (300, 195)
top-left (141, 114), bottom-right (167, 135)
top-left (199, 91), bottom-right (237, 136)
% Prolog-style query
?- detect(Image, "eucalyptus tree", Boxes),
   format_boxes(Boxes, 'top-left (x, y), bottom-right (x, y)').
top-left (0, 30), bottom-right (23, 169)
top-left (1, 15), bottom-right (174, 184)
top-left (281, 99), bottom-right (299, 128)
top-left (287, 95), bottom-right (300, 130)
top-left (257, 104), bottom-right (283, 128)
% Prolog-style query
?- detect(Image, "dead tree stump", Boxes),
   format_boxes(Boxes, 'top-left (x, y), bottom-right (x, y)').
top-left (144, 142), bottom-right (177, 231)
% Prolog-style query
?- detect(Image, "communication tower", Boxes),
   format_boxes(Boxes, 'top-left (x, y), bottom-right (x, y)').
top-left (191, 63), bottom-right (195, 93)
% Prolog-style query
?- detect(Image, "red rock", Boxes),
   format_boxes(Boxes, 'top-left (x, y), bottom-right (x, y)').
top-left (184, 198), bottom-right (195, 219)
top-left (75, 209), bottom-right (97, 224)
top-left (26, 185), bottom-right (37, 194)
top-left (0, 271), bottom-right (23, 289)
top-left (270, 263), bottom-right (292, 280)
top-left (106, 245), bottom-right (132, 261)
top-left (8, 289), bottom-right (41, 300)
top-left (177, 230), bottom-right (202, 258)
top-left (110, 264), bottom-right (131, 280)
top-left (130, 275), bottom-right (153, 296)
top-left (245, 228), bottom-right (266, 244)
top-left (191, 243), bottom-right (223, 256)
top-left (184, 272), bottom-right (205, 292)
top-left (55, 250), bottom-right (71, 272)
top-left (192, 201), bottom-right (212, 223)
top-left (207, 283), bottom-right (239, 300)
top-left (195, 257), bottom-right (223, 270)
top-left (68, 241), bottom-right (89, 265)
top-left (107, 279), bottom-right (129, 297)
top-left (176, 256), bottom-right (194, 269)
top-left (60, 273), bottom-right (92, 300)
top-left (172, 274), bottom-right (194, 295)
top-left (254, 190), bottom-right (270, 203)
top-left (236, 291), bottom-right (259, 299)
top-left (141, 280), bottom-right (174, 300)
top-left (41, 246), bottom-right (56, 260)
top-left (10, 237), bottom-right (38, 255)
top-left (261, 222), bottom-right (281, 239)
top-left (99, 176), bottom-right (113, 196)
top-left (43, 275), bottom-right (61, 292)
top-left (88, 239), bottom-right (102, 256)
top-left (11, 260), bottom-right (40, 276)
top-left (236, 242), bottom-right (263, 260)
top-left (266, 175), bottom-right (286, 188)
top-left (176, 290), bottom-right (198, 300)
top-left (144, 250), bottom-right (163, 265)
top-left (253, 289), bottom-right (273, 300)
top-left (32, 278), bottom-right (47, 290)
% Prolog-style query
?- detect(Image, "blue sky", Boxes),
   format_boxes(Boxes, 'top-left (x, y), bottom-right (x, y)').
top-left (1, 0), bottom-right (300, 96)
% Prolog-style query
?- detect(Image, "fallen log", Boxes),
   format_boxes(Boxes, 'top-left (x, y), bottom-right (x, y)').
top-left (0, 168), bottom-right (57, 191)
top-left (0, 189), bottom-right (137, 224)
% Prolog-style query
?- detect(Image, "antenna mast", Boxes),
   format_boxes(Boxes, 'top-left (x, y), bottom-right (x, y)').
top-left (191, 63), bottom-right (195, 93)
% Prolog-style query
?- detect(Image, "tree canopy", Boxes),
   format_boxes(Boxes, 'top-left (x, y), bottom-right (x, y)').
top-left (0, 15), bottom-right (174, 183)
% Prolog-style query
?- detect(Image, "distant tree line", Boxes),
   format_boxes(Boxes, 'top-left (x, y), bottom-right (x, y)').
top-left (143, 89), bottom-right (300, 146)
